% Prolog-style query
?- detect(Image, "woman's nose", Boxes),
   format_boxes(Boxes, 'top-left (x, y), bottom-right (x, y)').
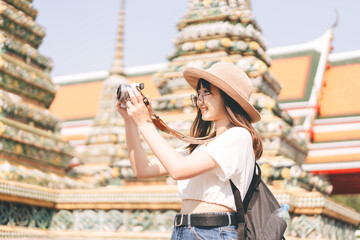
top-left (197, 94), bottom-right (204, 106)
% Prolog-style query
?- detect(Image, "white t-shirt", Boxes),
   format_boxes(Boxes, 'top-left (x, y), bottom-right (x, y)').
top-left (177, 127), bottom-right (255, 211)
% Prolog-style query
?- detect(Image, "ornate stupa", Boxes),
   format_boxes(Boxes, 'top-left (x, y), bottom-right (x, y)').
top-left (0, 0), bottom-right (97, 236)
top-left (0, 0), bottom-right (74, 175)
top-left (0, 1), bottom-right (179, 239)
top-left (71, 0), bottom-right (131, 184)
top-left (69, 1), bottom-right (170, 187)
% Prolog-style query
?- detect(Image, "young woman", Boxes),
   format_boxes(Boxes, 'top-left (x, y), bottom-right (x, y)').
top-left (116, 62), bottom-right (263, 240)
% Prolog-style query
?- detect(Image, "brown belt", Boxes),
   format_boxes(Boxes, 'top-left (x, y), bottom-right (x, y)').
top-left (174, 213), bottom-right (238, 227)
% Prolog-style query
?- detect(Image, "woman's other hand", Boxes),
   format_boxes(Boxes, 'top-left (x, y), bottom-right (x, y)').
top-left (116, 100), bottom-right (131, 121)
top-left (126, 87), bottom-right (152, 127)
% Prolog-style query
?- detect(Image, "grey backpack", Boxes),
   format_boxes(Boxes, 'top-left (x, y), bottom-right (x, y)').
top-left (230, 163), bottom-right (287, 240)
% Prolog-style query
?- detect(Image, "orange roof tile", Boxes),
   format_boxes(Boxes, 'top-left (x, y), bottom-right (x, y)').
top-left (50, 81), bottom-right (103, 120)
top-left (319, 64), bottom-right (360, 117)
top-left (306, 153), bottom-right (360, 164)
top-left (62, 134), bottom-right (87, 141)
top-left (313, 129), bottom-right (360, 142)
top-left (50, 74), bottom-right (159, 120)
top-left (270, 56), bottom-right (311, 101)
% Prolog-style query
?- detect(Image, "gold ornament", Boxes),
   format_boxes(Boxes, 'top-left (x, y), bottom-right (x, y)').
top-left (0, 58), bottom-right (5, 68)
top-left (265, 98), bottom-right (275, 109)
top-left (15, 144), bottom-right (23, 154)
top-left (54, 155), bottom-right (61, 164)
top-left (260, 163), bottom-right (272, 178)
top-left (281, 168), bottom-right (291, 180)
top-left (203, 0), bottom-right (212, 7)
top-left (194, 41), bottom-right (206, 51)
top-left (220, 57), bottom-right (232, 63)
top-left (0, 122), bottom-right (5, 135)
top-left (220, 38), bottom-right (232, 48)
top-left (249, 41), bottom-right (260, 51)
top-left (110, 135), bottom-right (117, 143)
top-left (0, 34), bottom-right (5, 44)
top-left (111, 167), bottom-right (120, 178)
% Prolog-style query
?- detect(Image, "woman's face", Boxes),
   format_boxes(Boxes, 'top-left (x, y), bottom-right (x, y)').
top-left (197, 83), bottom-right (227, 122)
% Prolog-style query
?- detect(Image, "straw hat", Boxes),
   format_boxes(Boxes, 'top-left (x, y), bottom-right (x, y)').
top-left (183, 62), bottom-right (261, 123)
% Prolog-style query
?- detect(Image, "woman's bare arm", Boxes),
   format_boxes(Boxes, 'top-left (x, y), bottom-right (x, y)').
top-left (138, 122), bottom-right (219, 180)
top-left (117, 101), bottom-right (168, 178)
top-left (125, 88), bottom-right (219, 180)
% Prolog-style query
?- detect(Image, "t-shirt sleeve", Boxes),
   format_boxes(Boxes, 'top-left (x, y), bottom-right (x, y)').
top-left (202, 127), bottom-right (253, 181)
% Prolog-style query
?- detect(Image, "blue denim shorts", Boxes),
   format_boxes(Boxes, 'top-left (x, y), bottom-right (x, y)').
top-left (171, 224), bottom-right (237, 240)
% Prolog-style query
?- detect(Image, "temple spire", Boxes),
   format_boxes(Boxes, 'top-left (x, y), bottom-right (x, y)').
top-left (110, 0), bottom-right (125, 76)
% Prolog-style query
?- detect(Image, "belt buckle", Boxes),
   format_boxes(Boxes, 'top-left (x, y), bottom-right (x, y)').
top-left (226, 212), bottom-right (232, 226)
top-left (174, 214), bottom-right (184, 227)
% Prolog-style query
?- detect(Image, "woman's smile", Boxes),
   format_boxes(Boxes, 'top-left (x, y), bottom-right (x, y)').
top-left (200, 106), bottom-right (207, 114)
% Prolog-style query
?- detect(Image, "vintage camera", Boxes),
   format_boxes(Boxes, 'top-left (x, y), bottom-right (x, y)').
top-left (116, 83), bottom-right (144, 104)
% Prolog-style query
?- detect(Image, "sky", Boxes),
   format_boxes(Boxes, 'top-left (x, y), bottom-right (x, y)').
top-left (32, 0), bottom-right (360, 77)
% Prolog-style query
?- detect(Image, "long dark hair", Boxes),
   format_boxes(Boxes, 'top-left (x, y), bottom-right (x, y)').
top-left (187, 78), bottom-right (263, 160)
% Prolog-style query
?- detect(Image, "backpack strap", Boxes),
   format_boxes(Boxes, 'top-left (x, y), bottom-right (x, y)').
top-left (230, 179), bottom-right (246, 239)
top-left (244, 163), bottom-right (262, 211)
top-left (230, 162), bottom-right (261, 239)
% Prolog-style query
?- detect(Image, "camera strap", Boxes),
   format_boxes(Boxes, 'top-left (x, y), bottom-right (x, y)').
top-left (138, 88), bottom-right (214, 144)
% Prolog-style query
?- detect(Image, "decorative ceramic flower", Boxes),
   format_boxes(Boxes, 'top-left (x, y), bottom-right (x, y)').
top-left (201, 10), bottom-right (208, 17)
top-left (325, 184), bottom-right (333, 194)
top-left (0, 162), bottom-right (11, 172)
top-left (206, 39), bottom-right (219, 49)
top-left (219, 0), bottom-right (227, 6)
top-left (245, 24), bottom-right (255, 37)
top-left (257, 47), bottom-right (264, 56)
top-left (309, 175), bottom-right (319, 186)
top-left (290, 165), bottom-right (302, 178)
top-left (216, 25), bottom-right (229, 35)
top-left (219, 6), bottom-right (230, 15)
top-left (236, 41), bottom-right (247, 51)
top-left (232, 23), bottom-right (245, 36)
top-left (253, 60), bottom-right (267, 74)
top-left (200, 26), bottom-right (209, 37)
top-left (241, 9), bottom-right (253, 22)
top-left (236, 59), bottom-right (250, 71)
top-left (186, 60), bottom-right (204, 69)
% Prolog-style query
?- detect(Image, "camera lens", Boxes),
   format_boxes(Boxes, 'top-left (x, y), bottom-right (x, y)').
top-left (116, 83), bottom-right (145, 103)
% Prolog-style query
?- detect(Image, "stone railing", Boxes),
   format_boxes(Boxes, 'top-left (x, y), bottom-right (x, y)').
top-left (0, 179), bottom-right (359, 239)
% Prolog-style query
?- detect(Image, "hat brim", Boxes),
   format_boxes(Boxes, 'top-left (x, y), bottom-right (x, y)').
top-left (183, 67), bottom-right (261, 123)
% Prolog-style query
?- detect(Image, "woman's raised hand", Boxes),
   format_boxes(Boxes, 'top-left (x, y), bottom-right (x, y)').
top-left (123, 87), bottom-right (152, 127)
